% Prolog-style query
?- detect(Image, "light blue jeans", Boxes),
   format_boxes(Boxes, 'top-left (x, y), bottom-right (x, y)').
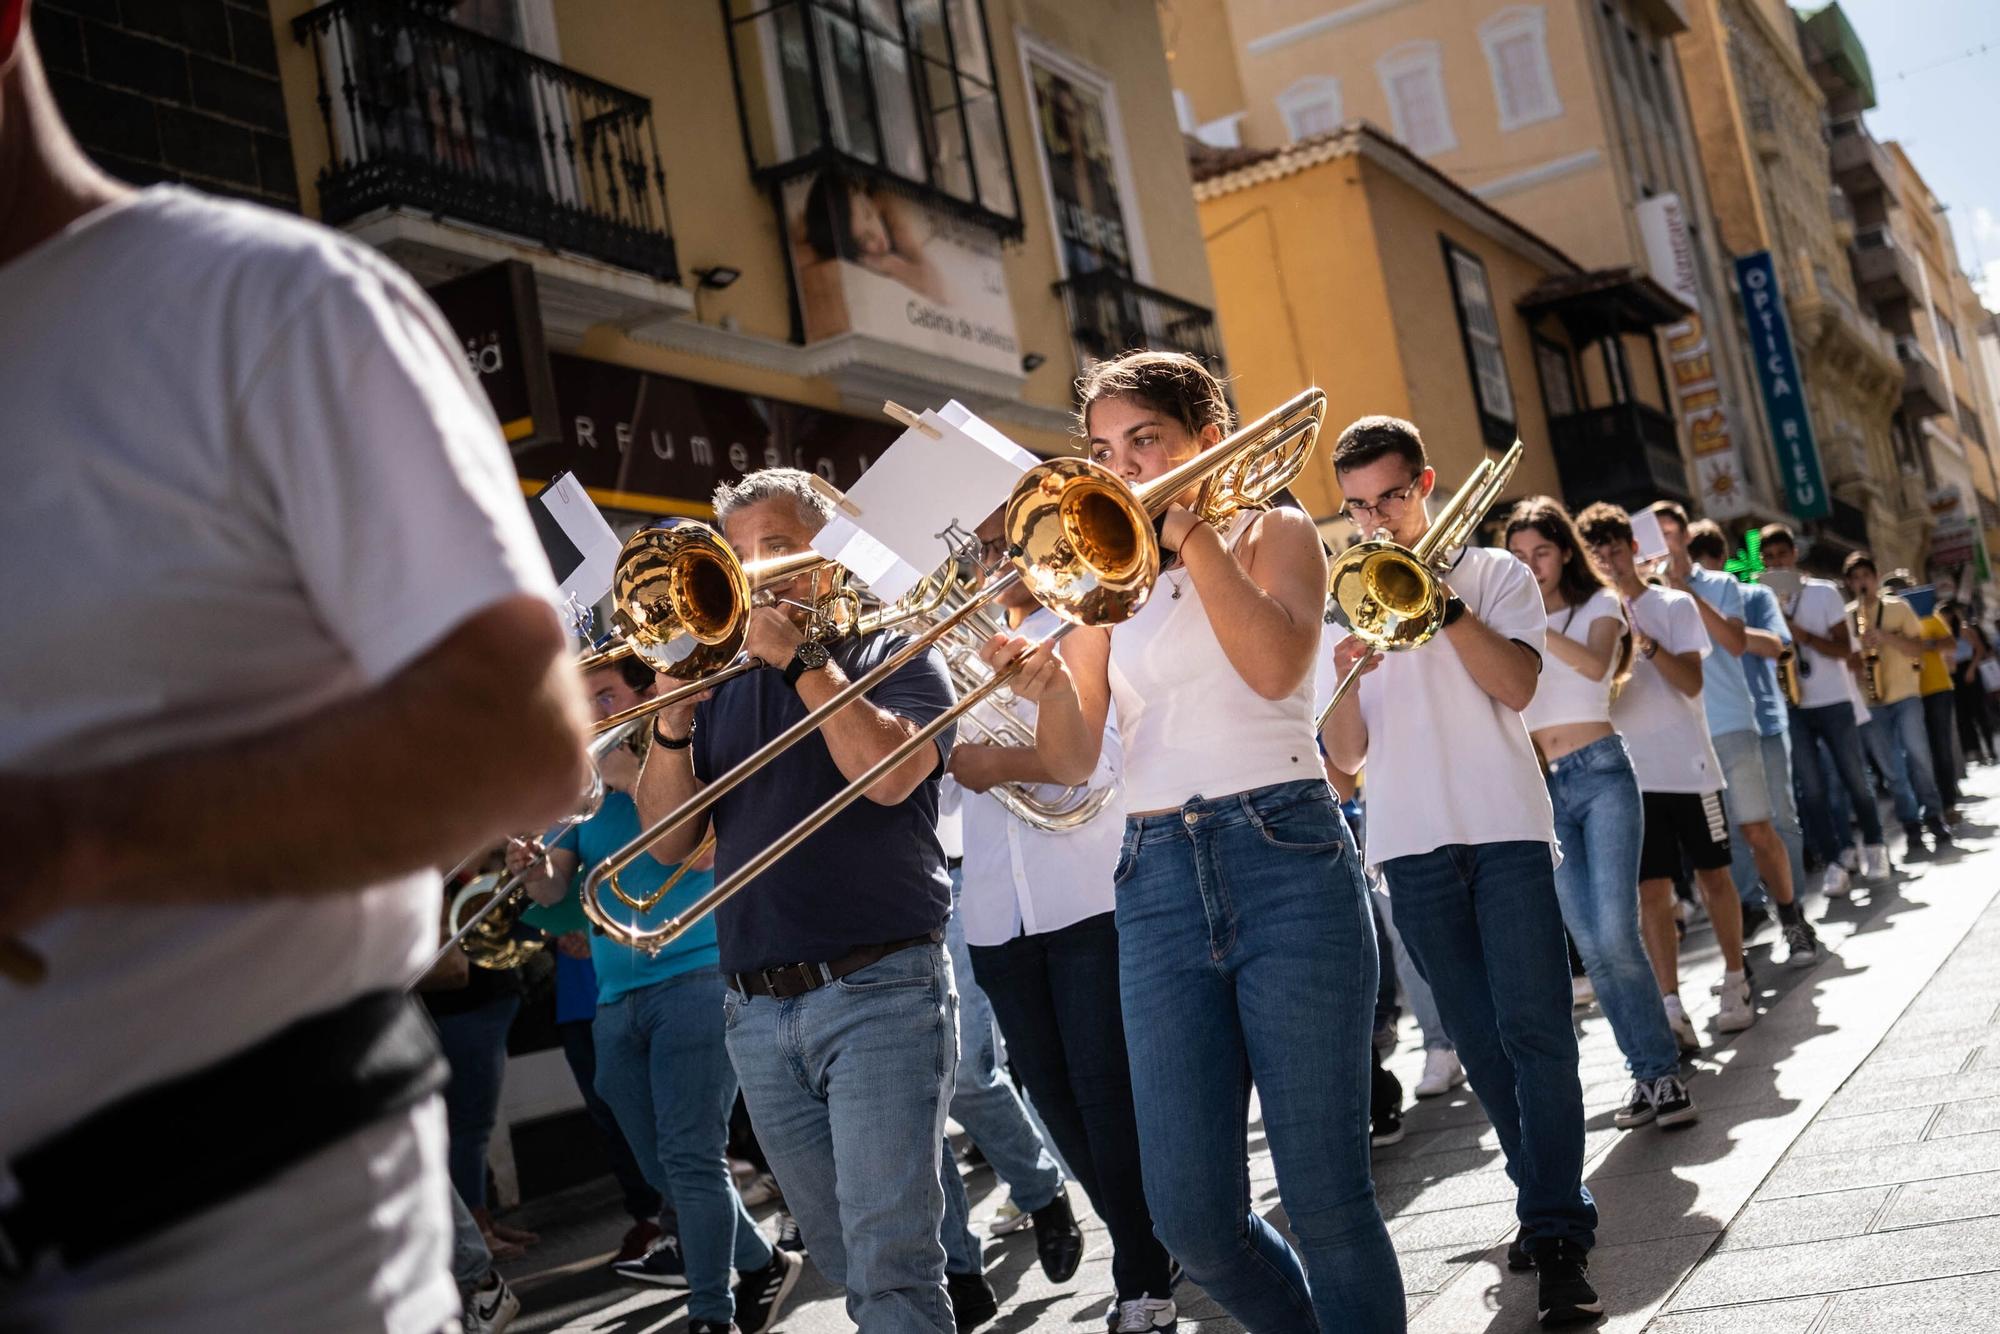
top-left (1116, 779), bottom-right (1404, 1333)
top-left (1372, 887), bottom-right (1451, 1052)
top-left (448, 1186), bottom-right (490, 1291)
top-left (726, 942), bottom-right (958, 1333)
top-left (1862, 696), bottom-right (1945, 826)
top-left (1545, 735), bottom-right (1679, 1083)
top-left (594, 971), bottom-right (774, 1323)
top-left (1727, 731), bottom-right (1806, 909)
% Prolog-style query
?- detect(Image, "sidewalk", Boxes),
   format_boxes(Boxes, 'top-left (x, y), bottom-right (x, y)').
top-left (506, 766), bottom-right (2000, 1332)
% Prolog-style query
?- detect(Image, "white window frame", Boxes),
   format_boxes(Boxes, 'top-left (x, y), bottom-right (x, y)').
top-left (1276, 76), bottom-right (1344, 143)
top-left (1443, 239), bottom-right (1517, 437)
top-left (1479, 6), bottom-right (1562, 132)
top-left (1376, 41), bottom-right (1457, 156)
top-left (1016, 32), bottom-right (1153, 283)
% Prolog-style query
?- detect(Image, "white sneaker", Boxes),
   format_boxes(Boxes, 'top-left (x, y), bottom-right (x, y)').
top-left (1820, 863), bottom-right (1852, 899)
top-left (1572, 975), bottom-right (1597, 1008)
top-left (987, 1200), bottom-right (1032, 1236)
top-left (1414, 1048), bottom-right (1466, 1098)
top-left (1716, 982), bottom-right (1756, 1033)
top-left (1107, 1297), bottom-right (1178, 1331)
top-left (1861, 844), bottom-right (1891, 880)
top-left (462, 1272), bottom-right (519, 1334)
top-left (1663, 994), bottom-right (1701, 1052)
top-left (1840, 843), bottom-right (1862, 874)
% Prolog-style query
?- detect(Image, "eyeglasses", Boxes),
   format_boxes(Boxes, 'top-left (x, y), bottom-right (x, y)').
top-left (1337, 476), bottom-right (1423, 524)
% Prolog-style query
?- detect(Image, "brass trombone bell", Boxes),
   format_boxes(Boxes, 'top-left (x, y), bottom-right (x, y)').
top-left (448, 872), bottom-right (545, 971)
top-left (608, 523), bottom-right (755, 679)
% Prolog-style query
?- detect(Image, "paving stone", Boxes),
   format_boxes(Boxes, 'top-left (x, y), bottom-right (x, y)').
top-left (1669, 1215), bottom-right (2000, 1308)
top-left (1646, 1296), bottom-right (1827, 1333)
top-left (1762, 1130), bottom-right (2000, 1196)
top-left (1586, 1169), bottom-right (1735, 1248)
top-left (1821, 1269), bottom-right (2000, 1331)
top-left (1388, 1199), bottom-right (1518, 1251)
top-left (1711, 1186), bottom-right (1890, 1251)
top-left (1821, 1065), bottom-right (2000, 1118)
top-left (1876, 1169), bottom-right (2000, 1230)
top-left (1786, 1106), bottom-right (1927, 1156)
top-left (1930, 1094), bottom-right (2000, 1138)
top-left (1838, 1046), bottom-right (1980, 1087)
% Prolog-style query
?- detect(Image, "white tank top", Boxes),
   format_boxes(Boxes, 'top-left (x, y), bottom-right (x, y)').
top-left (1107, 512), bottom-right (1322, 812)
top-left (1521, 588), bottom-right (1625, 732)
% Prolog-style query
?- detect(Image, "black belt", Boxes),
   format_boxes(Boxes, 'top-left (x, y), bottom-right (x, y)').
top-left (727, 931), bottom-right (942, 1000)
top-left (1, 989), bottom-right (445, 1278)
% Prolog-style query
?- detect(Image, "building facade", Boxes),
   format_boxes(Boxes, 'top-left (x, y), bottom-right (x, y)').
top-left (1161, 0), bottom-right (1785, 525)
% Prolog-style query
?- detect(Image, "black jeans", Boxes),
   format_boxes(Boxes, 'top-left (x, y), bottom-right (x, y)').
top-left (556, 1019), bottom-right (669, 1227)
top-left (1923, 690), bottom-right (1962, 808)
top-left (968, 912), bottom-right (1175, 1299)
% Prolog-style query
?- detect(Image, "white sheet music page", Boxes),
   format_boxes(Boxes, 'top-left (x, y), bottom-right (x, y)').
top-left (811, 402), bottom-right (1038, 601)
top-left (530, 472), bottom-right (622, 614)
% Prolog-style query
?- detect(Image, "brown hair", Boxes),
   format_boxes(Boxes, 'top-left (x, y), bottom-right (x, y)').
top-left (1842, 551), bottom-right (1876, 578)
top-left (1506, 496), bottom-right (1633, 689)
top-left (1758, 522), bottom-right (1797, 552)
top-left (1647, 500), bottom-right (1691, 531)
top-left (1333, 415), bottom-right (1428, 474)
top-left (1575, 501), bottom-right (1634, 547)
top-left (1075, 350), bottom-right (1233, 443)
top-left (1686, 518), bottom-right (1729, 564)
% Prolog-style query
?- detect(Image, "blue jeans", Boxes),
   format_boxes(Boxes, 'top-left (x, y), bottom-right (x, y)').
top-left (595, 972), bottom-right (774, 1323)
top-left (556, 1019), bottom-right (666, 1225)
top-left (1383, 840), bottom-right (1597, 1250)
top-left (726, 942), bottom-right (958, 1333)
top-left (1789, 701), bottom-right (1883, 857)
top-left (1726, 731), bottom-right (1807, 909)
top-left (1116, 779), bottom-right (1404, 1333)
top-left (1862, 696), bottom-right (1944, 825)
top-left (1545, 736), bottom-right (1679, 1083)
top-left (449, 1186), bottom-right (490, 1291)
top-left (434, 994), bottom-right (519, 1212)
top-left (1372, 886), bottom-right (1451, 1052)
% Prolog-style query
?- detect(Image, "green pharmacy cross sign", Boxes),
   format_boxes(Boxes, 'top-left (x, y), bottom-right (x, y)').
top-left (1726, 529), bottom-right (1765, 582)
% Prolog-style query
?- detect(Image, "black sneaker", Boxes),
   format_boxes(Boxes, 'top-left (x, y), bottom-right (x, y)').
top-left (1506, 1224), bottom-right (1534, 1272)
top-left (1780, 919), bottom-right (1820, 967)
top-left (1740, 902), bottom-right (1771, 942)
top-left (612, 1233), bottom-right (688, 1287)
top-left (1370, 1102), bottom-right (1405, 1147)
top-left (1535, 1239), bottom-right (1602, 1325)
top-left (774, 1213), bottom-right (805, 1254)
top-left (1612, 1080), bottom-right (1656, 1130)
top-left (687, 1321), bottom-right (739, 1334)
top-left (1651, 1073), bottom-right (1698, 1128)
top-left (1033, 1186), bottom-right (1085, 1283)
top-left (734, 1247), bottom-right (803, 1334)
top-left (1928, 816), bottom-right (1956, 849)
top-left (948, 1270), bottom-right (999, 1329)
top-left (1370, 1058), bottom-right (1405, 1146)
top-left (1903, 821), bottom-right (1931, 857)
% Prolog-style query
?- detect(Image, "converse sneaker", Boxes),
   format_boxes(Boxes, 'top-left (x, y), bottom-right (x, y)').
top-left (1861, 843), bottom-right (1891, 879)
top-left (1571, 974), bottom-right (1596, 1008)
top-left (613, 1233), bottom-right (689, 1287)
top-left (1780, 918), bottom-right (1821, 967)
top-left (1535, 1239), bottom-right (1603, 1326)
top-left (1414, 1047), bottom-right (1466, 1098)
top-left (1613, 1080), bottom-right (1656, 1129)
top-left (734, 1247), bottom-right (803, 1334)
top-left (774, 1213), bottom-right (805, 1253)
top-left (1663, 994), bottom-right (1701, 1052)
top-left (1820, 863), bottom-right (1852, 899)
top-left (1716, 981), bottom-right (1756, 1033)
top-left (462, 1272), bottom-right (519, 1334)
top-left (1106, 1297), bottom-right (1179, 1331)
top-left (1650, 1073), bottom-right (1698, 1127)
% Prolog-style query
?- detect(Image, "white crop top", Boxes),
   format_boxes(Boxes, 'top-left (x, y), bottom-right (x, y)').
top-left (1521, 588), bottom-right (1626, 732)
top-left (1104, 511), bottom-right (1322, 812)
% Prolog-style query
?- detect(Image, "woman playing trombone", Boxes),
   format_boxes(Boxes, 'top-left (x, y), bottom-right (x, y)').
top-left (982, 352), bottom-right (1404, 1333)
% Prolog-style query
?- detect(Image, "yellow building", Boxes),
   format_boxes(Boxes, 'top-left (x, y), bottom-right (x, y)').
top-left (1162, 0), bottom-right (1788, 525)
top-left (1192, 123), bottom-right (1692, 533)
top-left (271, 0), bottom-right (1223, 526)
top-left (1675, 0), bottom-right (1902, 572)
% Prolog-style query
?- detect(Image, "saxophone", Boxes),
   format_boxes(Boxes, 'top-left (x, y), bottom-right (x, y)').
top-left (1855, 598), bottom-right (1885, 704)
top-left (1775, 588), bottom-right (1803, 706)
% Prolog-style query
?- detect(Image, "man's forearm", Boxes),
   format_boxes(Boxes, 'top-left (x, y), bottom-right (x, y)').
top-left (796, 663), bottom-right (938, 800)
top-left (1443, 612), bottom-right (1539, 712)
top-left (1695, 597), bottom-right (1748, 655)
top-left (1744, 627), bottom-right (1786, 660)
top-left (634, 739), bottom-right (705, 864)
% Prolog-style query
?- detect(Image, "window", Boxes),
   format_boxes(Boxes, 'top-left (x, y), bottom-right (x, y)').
top-left (1377, 42), bottom-right (1456, 156)
top-left (1022, 42), bottom-right (1148, 279)
top-left (1480, 7), bottom-right (1561, 131)
top-left (1442, 239), bottom-right (1517, 445)
top-left (1938, 312), bottom-right (1963, 361)
top-left (726, 0), bottom-right (1020, 228)
top-left (1276, 76), bottom-right (1343, 142)
top-left (1535, 335), bottom-right (1577, 418)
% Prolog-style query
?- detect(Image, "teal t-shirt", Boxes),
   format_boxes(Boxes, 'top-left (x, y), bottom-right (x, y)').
top-left (554, 789), bottom-right (720, 1004)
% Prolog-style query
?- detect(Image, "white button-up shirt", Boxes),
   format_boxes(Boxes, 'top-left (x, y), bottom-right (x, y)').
top-left (955, 608), bottom-right (1127, 948)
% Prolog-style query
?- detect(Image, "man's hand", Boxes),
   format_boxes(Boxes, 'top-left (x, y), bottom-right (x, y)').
top-left (504, 836), bottom-right (548, 877)
top-left (556, 930), bottom-right (592, 961)
top-left (948, 741), bottom-right (1007, 794)
top-left (1331, 634), bottom-right (1380, 683)
top-left (1659, 555), bottom-right (1692, 592)
top-left (648, 688), bottom-right (709, 745)
top-left (982, 633), bottom-right (1074, 704)
top-left (744, 605), bottom-right (807, 670)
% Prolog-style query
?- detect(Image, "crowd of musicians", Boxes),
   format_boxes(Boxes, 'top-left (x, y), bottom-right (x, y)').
top-left (4, 22), bottom-right (1998, 1334)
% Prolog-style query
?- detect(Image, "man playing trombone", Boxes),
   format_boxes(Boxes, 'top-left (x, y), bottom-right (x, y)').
top-left (633, 468), bottom-right (968, 1332)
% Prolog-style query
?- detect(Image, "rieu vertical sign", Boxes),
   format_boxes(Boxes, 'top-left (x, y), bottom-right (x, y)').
top-left (1734, 251), bottom-right (1830, 519)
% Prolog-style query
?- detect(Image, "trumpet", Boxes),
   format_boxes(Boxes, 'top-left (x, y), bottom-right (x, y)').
top-left (1855, 598), bottom-right (1885, 704)
top-left (582, 389), bottom-right (1329, 956)
top-left (1317, 441), bottom-right (1525, 728)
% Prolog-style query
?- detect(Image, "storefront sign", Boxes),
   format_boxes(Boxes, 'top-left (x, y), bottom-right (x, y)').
top-left (1636, 195), bottom-right (1749, 518)
top-left (1930, 513), bottom-right (1978, 569)
top-left (510, 354), bottom-right (897, 516)
top-left (782, 169), bottom-right (1020, 378)
top-left (1735, 250), bottom-right (1831, 520)
top-left (1028, 52), bottom-right (1136, 277)
top-left (425, 260), bottom-right (559, 446)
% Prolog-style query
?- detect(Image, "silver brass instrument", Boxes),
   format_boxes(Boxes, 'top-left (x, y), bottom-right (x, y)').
top-left (1317, 440), bottom-right (1526, 728)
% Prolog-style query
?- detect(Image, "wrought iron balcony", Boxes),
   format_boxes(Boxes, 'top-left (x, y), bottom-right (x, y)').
top-left (1055, 269), bottom-right (1226, 377)
top-left (294, 0), bottom-right (676, 280)
top-left (1547, 402), bottom-right (1691, 514)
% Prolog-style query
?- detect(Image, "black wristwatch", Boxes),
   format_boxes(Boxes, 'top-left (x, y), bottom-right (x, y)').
top-left (783, 639), bottom-right (831, 688)
top-left (1441, 594), bottom-right (1467, 628)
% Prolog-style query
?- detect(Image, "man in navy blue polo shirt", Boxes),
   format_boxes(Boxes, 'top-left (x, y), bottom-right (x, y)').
top-left (635, 469), bottom-right (965, 1332)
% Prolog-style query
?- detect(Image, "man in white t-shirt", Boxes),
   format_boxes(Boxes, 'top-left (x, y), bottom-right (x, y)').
top-left (1324, 417), bottom-right (1600, 1325)
top-left (0, 21), bottom-right (590, 1333)
top-left (1577, 503), bottom-right (1752, 1052)
top-left (1757, 525), bottom-right (1890, 888)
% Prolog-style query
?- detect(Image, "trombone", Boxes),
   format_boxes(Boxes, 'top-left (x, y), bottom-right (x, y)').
top-left (1316, 440), bottom-right (1525, 729)
top-left (582, 389), bottom-right (1328, 956)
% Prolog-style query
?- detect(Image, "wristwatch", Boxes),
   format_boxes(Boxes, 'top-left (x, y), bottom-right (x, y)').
top-left (1441, 594), bottom-right (1467, 628)
top-left (783, 639), bottom-right (831, 688)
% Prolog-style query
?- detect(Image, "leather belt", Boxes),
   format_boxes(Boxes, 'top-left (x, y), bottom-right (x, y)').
top-left (727, 930), bottom-right (942, 1000)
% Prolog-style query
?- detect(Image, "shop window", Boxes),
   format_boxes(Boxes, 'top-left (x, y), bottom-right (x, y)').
top-left (1276, 76), bottom-right (1344, 142)
top-left (1480, 7), bottom-right (1562, 131)
top-left (1377, 42), bottom-right (1456, 156)
top-left (1443, 238), bottom-right (1518, 446)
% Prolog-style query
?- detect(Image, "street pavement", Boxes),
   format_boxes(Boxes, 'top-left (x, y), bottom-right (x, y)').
top-left (500, 764), bottom-right (2000, 1333)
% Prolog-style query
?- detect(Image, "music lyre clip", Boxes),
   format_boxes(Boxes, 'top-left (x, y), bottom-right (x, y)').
top-left (806, 473), bottom-right (862, 518)
top-left (882, 401), bottom-right (943, 439)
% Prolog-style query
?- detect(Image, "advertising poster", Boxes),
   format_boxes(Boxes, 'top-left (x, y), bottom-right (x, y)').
top-left (1637, 195), bottom-right (1750, 519)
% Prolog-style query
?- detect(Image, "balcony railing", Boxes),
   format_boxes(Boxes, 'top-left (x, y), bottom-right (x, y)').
top-left (1056, 269), bottom-right (1227, 377)
top-left (1896, 336), bottom-right (1948, 418)
top-left (294, 0), bottom-right (677, 279)
top-left (1853, 225), bottom-right (1920, 306)
top-left (1958, 399), bottom-right (1987, 449)
top-left (1547, 402), bottom-right (1691, 514)
top-left (1829, 116), bottom-right (1890, 196)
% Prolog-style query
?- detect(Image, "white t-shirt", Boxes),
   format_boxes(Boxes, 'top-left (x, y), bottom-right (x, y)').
top-left (1521, 588), bottom-right (1625, 732)
top-left (1338, 545), bottom-right (1554, 866)
top-left (1612, 587), bottom-right (1724, 794)
top-left (1785, 577), bottom-right (1852, 711)
top-left (0, 188), bottom-right (556, 1331)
